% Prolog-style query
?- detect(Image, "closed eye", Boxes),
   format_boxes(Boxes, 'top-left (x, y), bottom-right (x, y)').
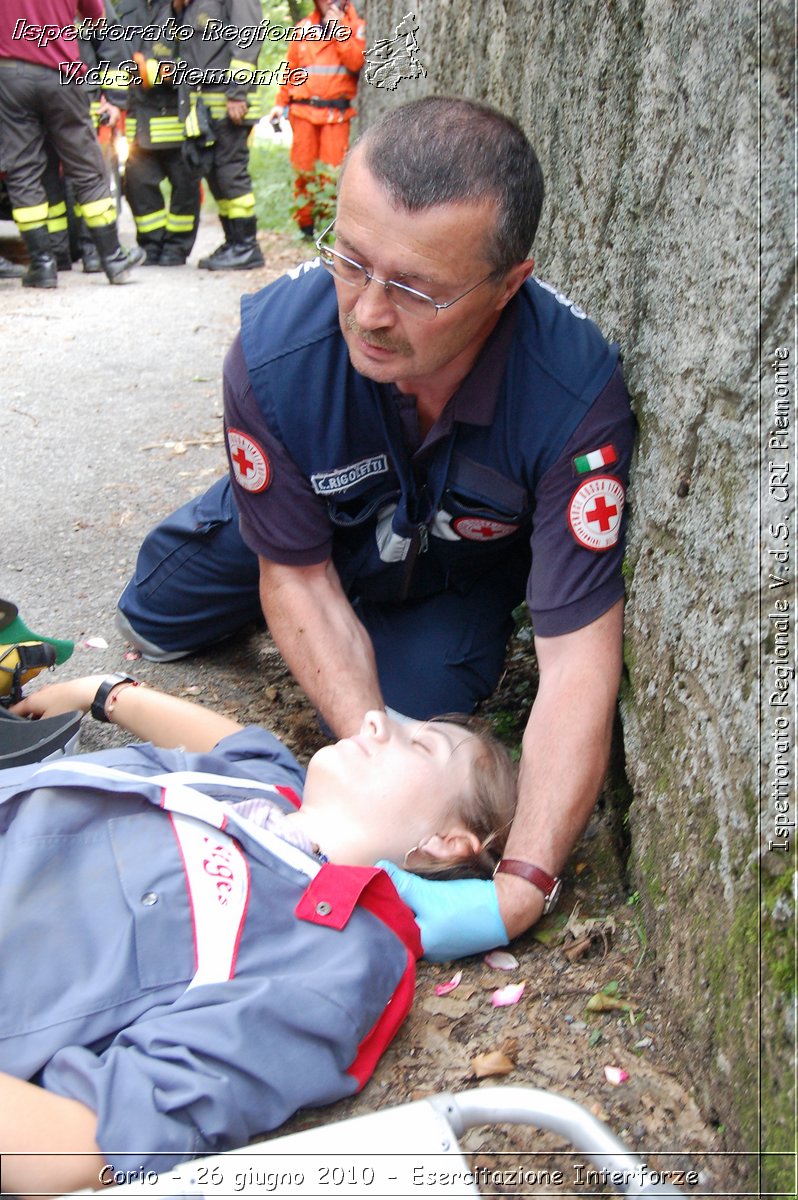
top-left (411, 724), bottom-right (453, 756)
top-left (411, 734), bottom-right (434, 754)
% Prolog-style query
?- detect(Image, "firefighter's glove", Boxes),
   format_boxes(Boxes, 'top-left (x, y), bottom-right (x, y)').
top-left (376, 862), bottom-right (509, 962)
top-left (182, 99), bottom-right (215, 171)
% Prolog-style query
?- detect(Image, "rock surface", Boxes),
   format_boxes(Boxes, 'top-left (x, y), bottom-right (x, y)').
top-left (358, 0), bottom-right (795, 1188)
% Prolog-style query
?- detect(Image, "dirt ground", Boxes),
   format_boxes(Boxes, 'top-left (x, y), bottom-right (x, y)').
top-left (2, 224), bottom-right (746, 1197)
top-left (94, 622), bottom-right (742, 1199)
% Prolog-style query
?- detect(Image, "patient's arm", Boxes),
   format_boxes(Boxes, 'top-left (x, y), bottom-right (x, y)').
top-left (0, 1071), bottom-right (105, 1197)
top-left (11, 676), bottom-right (244, 753)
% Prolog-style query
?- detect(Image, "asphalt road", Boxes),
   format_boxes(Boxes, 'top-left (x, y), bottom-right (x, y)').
top-left (1, 205), bottom-right (285, 736)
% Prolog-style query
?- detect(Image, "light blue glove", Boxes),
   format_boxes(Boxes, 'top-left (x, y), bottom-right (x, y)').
top-left (377, 861), bottom-right (509, 962)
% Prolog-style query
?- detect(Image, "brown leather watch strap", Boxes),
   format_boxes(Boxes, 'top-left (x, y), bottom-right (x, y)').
top-left (494, 859), bottom-right (562, 913)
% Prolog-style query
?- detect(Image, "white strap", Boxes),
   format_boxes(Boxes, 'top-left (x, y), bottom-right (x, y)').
top-left (170, 812), bottom-right (250, 990)
top-left (25, 759), bottom-right (320, 878)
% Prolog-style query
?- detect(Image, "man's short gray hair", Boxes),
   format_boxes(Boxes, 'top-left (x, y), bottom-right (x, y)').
top-left (356, 95), bottom-right (545, 275)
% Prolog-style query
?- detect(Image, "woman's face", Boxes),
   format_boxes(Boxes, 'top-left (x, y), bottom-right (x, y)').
top-left (302, 711), bottom-right (479, 865)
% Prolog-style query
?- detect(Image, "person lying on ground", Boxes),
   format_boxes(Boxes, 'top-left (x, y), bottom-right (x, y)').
top-left (1, 675), bottom-right (516, 1196)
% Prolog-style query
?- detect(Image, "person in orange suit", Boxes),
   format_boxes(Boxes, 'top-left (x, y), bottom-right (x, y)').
top-left (269, 0), bottom-right (365, 239)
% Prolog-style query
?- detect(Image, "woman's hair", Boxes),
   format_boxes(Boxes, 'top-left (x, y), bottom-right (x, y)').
top-left (355, 95), bottom-right (545, 275)
top-left (414, 714), bottom-right (518, 881)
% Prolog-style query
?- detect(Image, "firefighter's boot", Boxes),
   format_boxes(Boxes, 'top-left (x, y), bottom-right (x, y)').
top-left (197, 215), bottom-right (232, 269)
top-left (0, 254), bottom-right (23, 279)
top-left (198, 217), bottom-right (263, 271)
top-left (90, 222), bottom-right (146, 284)
top-left (21, 226), bottom-right (58, 289)
top-left (50, 225), bottom-right (73, 271)
top-left (79, 224), bottom-right (102, 272)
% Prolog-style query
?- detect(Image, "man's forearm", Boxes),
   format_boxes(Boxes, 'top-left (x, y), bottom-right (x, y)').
top-left (496, 600), bottom-right (624, 938)
top-left (259, 558), bottom-right (384, 738)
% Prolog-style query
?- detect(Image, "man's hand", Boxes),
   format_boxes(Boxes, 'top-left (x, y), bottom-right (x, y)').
top-left (259, 556), bottom-right (384, 738)
top-left (226, 98), bottom-right (248, 124)
top-left (493, 868), bottom-right (545, 935)
top-left (377, 862), bottom-right (508, 962)
top-left (497, 599), bottom-right (624, 939)
top-left (98, 97), bottom-right (121, 127)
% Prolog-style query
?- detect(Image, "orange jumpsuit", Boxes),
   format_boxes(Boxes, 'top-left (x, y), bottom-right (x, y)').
top-left (275, 3), bottom-right (366, 232)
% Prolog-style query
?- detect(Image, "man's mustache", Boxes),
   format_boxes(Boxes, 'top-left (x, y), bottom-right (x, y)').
top-left (343, 312), bottom-right (412, 356)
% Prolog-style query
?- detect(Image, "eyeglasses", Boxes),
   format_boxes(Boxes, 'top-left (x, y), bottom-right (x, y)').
top-left (315, 219), bottom-right (497, 322)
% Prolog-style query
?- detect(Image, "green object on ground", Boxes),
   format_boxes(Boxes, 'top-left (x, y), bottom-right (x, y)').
top-left (0, 600), bottom-right (74, 664)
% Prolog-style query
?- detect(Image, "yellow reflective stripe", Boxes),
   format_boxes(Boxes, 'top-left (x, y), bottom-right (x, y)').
top-left (226, 192), bottom-right (255, 219)
top-left (184, 104), bottom-right (201, 137)
top-left (244, 90), bottom-right (264, 118)
top-left (229, 58), bottom-right (255, 80)
top-left (149, 117), bottom-right (186, 143)
top-left (216, 198), bottom-right (232, 217)
top-left (47, 202), bottom-right (67, 219)
top-left (304, 64), bottom-right (352, 75)
top-left (196, 89), bottom-right (262, 119)
top-left (126, 117), bottom-right (137, 143)
top-left (165, 212), bottom-right (196, 232)
top-left (13, 202), bottom-right (49, 231)
top-left (199, 91), bottom-right (228, 116)
top-left (102, 69), bottom-right (130, 87)
top-left (81, 197), bottom-right (117, 227)
top-left (47, 214), bottom-right (69, 232)
top-left (134, 209), bottom-right (167, 232)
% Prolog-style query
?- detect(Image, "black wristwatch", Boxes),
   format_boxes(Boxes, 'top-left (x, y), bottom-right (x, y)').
top-left (91, 674), bottom-right (139, 723)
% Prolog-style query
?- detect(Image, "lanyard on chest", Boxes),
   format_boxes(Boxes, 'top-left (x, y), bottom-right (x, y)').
top-left (374, 387), bottom-right (457, 589)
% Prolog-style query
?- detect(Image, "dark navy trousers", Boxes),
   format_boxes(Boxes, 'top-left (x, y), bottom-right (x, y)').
top-left (118, 478), bottom-right (527, 718)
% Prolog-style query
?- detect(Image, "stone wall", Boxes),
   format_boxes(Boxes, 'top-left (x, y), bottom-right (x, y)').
top-left (358, 0), bottom-right (795, 1182)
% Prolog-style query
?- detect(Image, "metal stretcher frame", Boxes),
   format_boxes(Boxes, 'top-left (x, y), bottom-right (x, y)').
top-left (64, 1086), bottom-right (688, 1198)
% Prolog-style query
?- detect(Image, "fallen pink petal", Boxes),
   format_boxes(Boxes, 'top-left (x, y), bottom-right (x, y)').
top-left (484, 950), bottom-right (519, 971)
top-left (83, 637), bottom-right (108, 650)
top-left (491, 982), bottom-right (525, 1007)
top-left (123, 650), bottom-right (142, 661)
top-left (434, 970), bottom-right (463, 996)
top-left (604, 1065), bottom-right (629, 1085)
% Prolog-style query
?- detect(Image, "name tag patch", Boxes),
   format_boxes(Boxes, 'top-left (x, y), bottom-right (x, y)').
top-left (311, 454), bottom-right (389, 496)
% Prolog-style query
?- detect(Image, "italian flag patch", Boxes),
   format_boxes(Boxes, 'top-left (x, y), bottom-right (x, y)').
top-left (573, 444), bottom-right (618, 474)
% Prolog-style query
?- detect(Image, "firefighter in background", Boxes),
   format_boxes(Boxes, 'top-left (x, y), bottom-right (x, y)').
top-left (44, 2), bottom-right (130, 274)
top-left (0, 0), bottom-right (144, 287)
top-left (269, 0), bottom-right (365, 241)
top-left (118, 0), bottom-right (201, 266)
top-left (0, 123), bottom-right (24, 279)
top-left (171, 0), bottom-right (264, 271)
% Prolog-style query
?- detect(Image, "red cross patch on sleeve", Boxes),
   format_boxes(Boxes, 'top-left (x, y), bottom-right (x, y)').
top-left (227, 429), bottom-right (271, 494)
top-left (567, 474), bottom-right (625, 551)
